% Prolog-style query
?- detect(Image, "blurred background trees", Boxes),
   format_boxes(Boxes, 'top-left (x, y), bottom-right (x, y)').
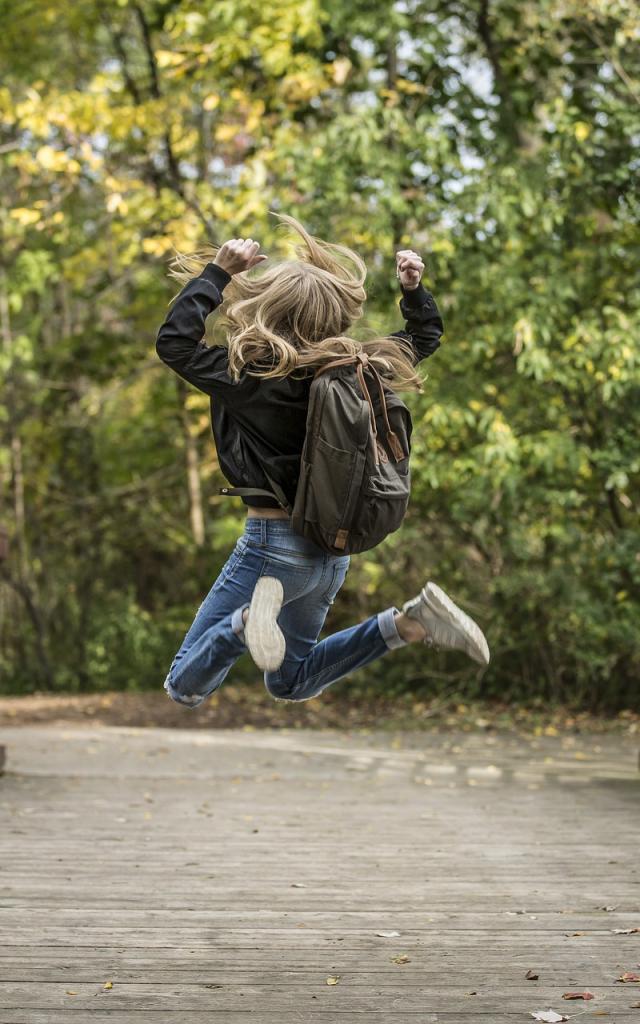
top-left (1, 0), bottom-right (638, 708)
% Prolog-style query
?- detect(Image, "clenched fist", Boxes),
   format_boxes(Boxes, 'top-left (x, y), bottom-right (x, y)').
top-left (213, 237), bottom-right (268, 276)
top-left (396, 249), bottom-right (425, 290)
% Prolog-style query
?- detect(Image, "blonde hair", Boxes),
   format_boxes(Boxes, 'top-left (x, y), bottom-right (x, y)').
top-left (167, 212), bottom-right (423, 392)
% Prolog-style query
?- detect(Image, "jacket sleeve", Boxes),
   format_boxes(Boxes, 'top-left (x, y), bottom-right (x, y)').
top-left (388, 282), bottom-right (444, 365)
top-left (155, 262), bottom-right (250, 398)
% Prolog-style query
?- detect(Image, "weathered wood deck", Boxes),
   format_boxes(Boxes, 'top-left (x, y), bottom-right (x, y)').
top-left (0, 724), bottom-right (638, 1023)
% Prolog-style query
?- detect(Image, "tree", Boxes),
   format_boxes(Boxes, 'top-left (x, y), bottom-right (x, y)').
top-left (0, 0), bottom-right (638, 707)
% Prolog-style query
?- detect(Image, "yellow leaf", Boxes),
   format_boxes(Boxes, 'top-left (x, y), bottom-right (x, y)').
top-left (10, 207), bottom-right (41, 225)
top-left (326, 976), bottom-right (340, 985)
top-left (332, 57), bottom-right (352, 85)
top-left (215, 123), bottom-right (240, 142)
top-left (155, 50), bottom-right (184, 68)
top-left (574, 121), bottom-right (591, 142)
top-left (142, 237), bottom-right (174, 256)
top-left (430, 237), bottom-right (455, 256)
top-left (103, 981), bottom-right (113, 990)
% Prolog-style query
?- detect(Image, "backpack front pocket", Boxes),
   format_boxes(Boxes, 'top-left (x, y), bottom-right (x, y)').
top-left (302, 437), bottom-right (358, 532)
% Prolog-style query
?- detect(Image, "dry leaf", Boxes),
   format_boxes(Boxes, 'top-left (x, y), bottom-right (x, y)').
top-left (564, 931), bottom-right (585, 937)
top-left (391, 954), bottom-right (411, 964)
top-left (525, 969), bottom-right (539, 980)
top-left (612, 927), bottom-right (640, 934)
top-left (530, 1011), bottom-right (568, 1022)
top-left (326, 976), bottom-right (340, 986)
top-left (600, 905), bottom-right (618, 912)
top-left (291, 883), bottom-right (307, 888)
top-left (630, 1002), bottom-right (640, 1008)
top-left (103, 981), bottom-right (113, 990)
top-left (562, 991), bottom-right (594, 1000)
top-left (376, 930), bottom-right (401, 938)
top-left (66, 991), bottom-right (77, 996)
top-left (618, 972), bottom-right (640, 983)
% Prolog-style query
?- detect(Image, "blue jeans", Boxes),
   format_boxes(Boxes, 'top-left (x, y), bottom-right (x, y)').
top-left (163, 516), bottom-right (408, 708)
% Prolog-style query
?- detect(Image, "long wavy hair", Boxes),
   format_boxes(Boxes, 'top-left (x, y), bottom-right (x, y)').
top-left (166, 212), bottom-right (423, 392)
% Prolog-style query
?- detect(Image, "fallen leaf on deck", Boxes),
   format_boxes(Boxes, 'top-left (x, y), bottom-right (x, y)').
top-left (525, 969), bottom-right (539, 980)
top-left (326, 976), bottom-right (340, 985)
top-left (630, 1001), bottom-right (640, 1008)
top-left (103, 981), bottom-right (113, 990)
top-left (612, 927), bottom-right (640, 934)
top-left (291, 883), bottom-right (307, 888)
top-left (564, 931), bottom-right (585, 936)
top-left (391, 954), bottom-right (411, 964)
top-left (562, 991), bottom-right (594, 1000)
top-left (617, 972), bottom-right (640, 982)
top-left (530, 1010), bottom-right (568, 1022)
top-left (376, 930), bottom-right (401, 938)
top-left (66, 991), bottom-right (77, 996)
top-left (600, 905), bottom-right (618, 911)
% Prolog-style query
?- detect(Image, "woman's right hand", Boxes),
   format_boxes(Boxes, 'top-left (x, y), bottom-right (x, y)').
top-left (213, 238), bottom-right (268, 276)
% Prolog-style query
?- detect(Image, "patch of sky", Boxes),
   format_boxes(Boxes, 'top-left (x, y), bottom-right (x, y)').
top-left (351, 36), bottom-right (376, 59)
top-left (347, 90), bottom-right (379, 111)
top-left (444, 172), bottom-right (477, 196)
top-left (204, 158), bottom-right (244, 186)
top-left (369, 68), bottom-right (388, 85)
top-left (450, 54), bottom-right (499, 106)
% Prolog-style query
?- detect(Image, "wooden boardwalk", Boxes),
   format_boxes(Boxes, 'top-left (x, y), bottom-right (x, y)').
top-left (0, 724), bottom-right (639, 1023)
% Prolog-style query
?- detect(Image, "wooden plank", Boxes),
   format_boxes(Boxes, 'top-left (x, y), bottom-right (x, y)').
top-left (1, 980), bottom-right (639, 1012)
top-left (5, 1015), bottom-right (640, 1024)
top-left (0, 913), bottom-right (634, 937)
top-left (0, 965), bottom-right (634, 985)
top-left (0, 933), bottom-right (634, 951)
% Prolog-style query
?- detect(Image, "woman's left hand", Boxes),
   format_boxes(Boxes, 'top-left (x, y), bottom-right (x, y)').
top-left (396, 249), bottom-right (425, 290)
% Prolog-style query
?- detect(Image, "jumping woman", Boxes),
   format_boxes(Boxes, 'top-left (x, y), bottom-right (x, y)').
top-left (156, 213), bottom-right (489, 709)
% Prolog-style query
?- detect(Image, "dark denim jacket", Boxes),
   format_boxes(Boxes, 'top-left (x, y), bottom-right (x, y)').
top-left (155, 263), bottom-right (443, 509)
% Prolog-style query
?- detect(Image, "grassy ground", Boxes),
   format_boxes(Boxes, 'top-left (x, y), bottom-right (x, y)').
top-left (0, 686), bottom-right (638, 736)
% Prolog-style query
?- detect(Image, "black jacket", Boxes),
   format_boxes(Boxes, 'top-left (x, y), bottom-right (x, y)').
top-left (155, 262), bottom-right (444, 509)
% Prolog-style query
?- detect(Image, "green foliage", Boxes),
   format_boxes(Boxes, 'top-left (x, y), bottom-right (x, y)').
top-left (0, 0), bottom-right (638, 708)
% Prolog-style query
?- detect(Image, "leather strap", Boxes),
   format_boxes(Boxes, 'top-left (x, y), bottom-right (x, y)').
top-left (314, 351), bottom-right (405, 463)
top-left (313, 350), bottom-right (370, 378)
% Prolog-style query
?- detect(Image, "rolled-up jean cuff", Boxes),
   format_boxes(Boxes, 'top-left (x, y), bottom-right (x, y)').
top-left (231, 603), bottom-right (249, 642)
top-left (377, 606), bottom-right (409, 650)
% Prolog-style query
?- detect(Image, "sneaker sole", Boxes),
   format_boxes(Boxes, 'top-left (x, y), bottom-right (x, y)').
top-left (244, 576), bottom-right (286, 672)
top-left (424, 582), bottom-right (490, 666)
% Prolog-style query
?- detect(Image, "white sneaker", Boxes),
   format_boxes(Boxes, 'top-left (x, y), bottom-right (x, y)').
top-left (243, 576), bottom-right (286, 672)
top-left (402, 581), bottom-right (490, 666)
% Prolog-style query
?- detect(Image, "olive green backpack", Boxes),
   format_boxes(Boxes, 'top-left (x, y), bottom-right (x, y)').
top-left (221, 352), bottom-right (413, 555)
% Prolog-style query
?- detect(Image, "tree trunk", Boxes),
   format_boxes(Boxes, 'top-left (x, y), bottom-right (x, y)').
top-left (0, 269), bottom-right (27, 575)
top-left (176, 380), bottom-right (206, 547)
